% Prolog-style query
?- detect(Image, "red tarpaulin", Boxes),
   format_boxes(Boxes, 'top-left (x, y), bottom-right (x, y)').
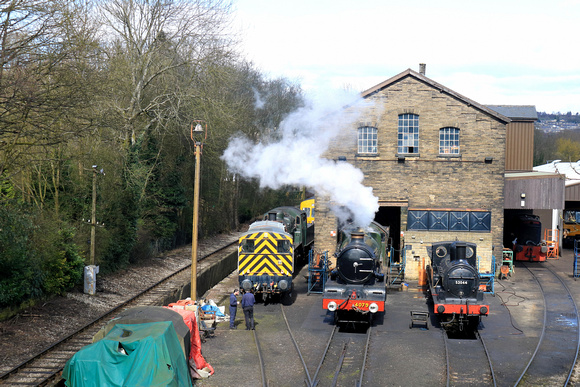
top-left (165, 301), bottom-right (214, 377)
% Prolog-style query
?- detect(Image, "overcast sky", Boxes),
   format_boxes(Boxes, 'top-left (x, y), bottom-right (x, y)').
top-left (232, 0), bottom-right (580, 114)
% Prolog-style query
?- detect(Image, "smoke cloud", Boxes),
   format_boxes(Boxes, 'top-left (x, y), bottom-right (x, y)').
top-left (221, 89), bottom-right (379, 227)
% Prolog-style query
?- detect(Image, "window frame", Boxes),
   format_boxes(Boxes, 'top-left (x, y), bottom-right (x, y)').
top-left (357, 126), bottom-right (378, 155)
top-left (439, 127), bottom-right (460, 155)
top-left (277, 239), bottom-right (291, 253)
top-left (241, 239), bottom-right (255, 253)
top-left (408, 210), bottom-right (491, 232)
top-left (397, 114), bottom-right (419, 155)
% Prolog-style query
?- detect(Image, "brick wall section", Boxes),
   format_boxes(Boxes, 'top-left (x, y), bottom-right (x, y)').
top-left (313, 194), bottom-right (338, 266)
top-left (315, 75), bottom-right (506, 279)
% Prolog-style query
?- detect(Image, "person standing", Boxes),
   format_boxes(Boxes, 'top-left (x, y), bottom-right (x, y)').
top-left (241, 289), bottom-right (255, 330)
top-left (229, 289), bottom-right (239, 329)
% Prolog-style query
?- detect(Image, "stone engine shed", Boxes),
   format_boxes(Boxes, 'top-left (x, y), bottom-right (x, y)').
top-left (315, 67), bottom-right (512, 279)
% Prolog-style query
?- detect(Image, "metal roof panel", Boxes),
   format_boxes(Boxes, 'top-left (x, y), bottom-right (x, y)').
top-left (486, 105), bottom-right (538, 121)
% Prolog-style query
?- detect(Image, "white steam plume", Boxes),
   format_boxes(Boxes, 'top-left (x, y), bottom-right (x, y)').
top-left (221, 89), bottom-right (379, 227)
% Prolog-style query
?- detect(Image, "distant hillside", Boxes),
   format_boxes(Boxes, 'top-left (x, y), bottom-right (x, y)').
top-left (536, 112), bottom-right (580, 132)
top-left (538, 112), bottom-right (580, 122)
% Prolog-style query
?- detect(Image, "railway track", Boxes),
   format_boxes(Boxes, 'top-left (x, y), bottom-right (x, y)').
top-left (252, 329), bottom-right (268, 387)
top-left (514, 262), bottom-right (580, 386)
top-left (0, 238), bottom-right (239, 386)
top-left (249, 294), bottom-right (372, 387)
top-left (249, 303), bottom-right (313, 386)
top-left (281, 305), bottom-right (314, 386)
top-left (311, 322), bottom-right (372, 387)
top-left (443, 328), bottom-right (496, 387)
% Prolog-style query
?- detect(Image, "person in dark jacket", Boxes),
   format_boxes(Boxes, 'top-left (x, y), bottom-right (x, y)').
top-left (229, 289), bottom-right (239, 329)
top-left (241, 289), bottom-right (255, 330)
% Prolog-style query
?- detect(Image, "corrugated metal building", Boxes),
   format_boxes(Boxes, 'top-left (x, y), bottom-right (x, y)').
top-left (487, 105), bottom-right (537, 172)
top-left (488, 106), bottom-right (565, 244)
top-left (534, 161), bottom-right (580, 238)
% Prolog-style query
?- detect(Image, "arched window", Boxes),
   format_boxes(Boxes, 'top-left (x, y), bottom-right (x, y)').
top-left (398, 114), bottom-right (419, 154)
top-left (358, 126), bottom-right (377, 154)
top-left (439, 127), bottom-right (460, 154)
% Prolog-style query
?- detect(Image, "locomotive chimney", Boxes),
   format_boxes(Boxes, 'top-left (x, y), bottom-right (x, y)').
top-left (268, 212), bottom-right (277, 221)
top-left (351, 231), bottom-right (365, 243)
top-left (454, 242), bottom-right (467, 261)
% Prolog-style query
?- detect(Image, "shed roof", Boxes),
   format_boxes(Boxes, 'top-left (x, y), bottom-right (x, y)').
top-left (486, 105), bottom-right (538, 121)
top-left (533, 160), bottom-right (580, 186)
top-left (361, 69), bottom-right (511, 125)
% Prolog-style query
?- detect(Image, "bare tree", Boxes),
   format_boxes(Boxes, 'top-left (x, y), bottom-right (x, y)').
top-left (99, 0), bottom-right (234, 148)
top-left (0, 0), bottom-right (101, 184)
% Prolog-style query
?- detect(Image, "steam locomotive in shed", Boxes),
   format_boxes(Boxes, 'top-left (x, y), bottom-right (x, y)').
top-left (323, 221), bottom-right (389, 325)
top-left (507, 214), bottom-right (547, 262)
top-left (238, 206), bottom-right (313, 299)
top-left (426, 241), bottom-right (489, 331)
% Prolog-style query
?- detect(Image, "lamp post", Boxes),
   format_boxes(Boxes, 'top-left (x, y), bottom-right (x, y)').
top-left (85, 164), bottom-right (104, 295)
top-left (90, 165), bottom-right (98, 266)
top-left (191, 120), bottom-right (207, 301)
top-left (89, 164), bottom-right (105, 266)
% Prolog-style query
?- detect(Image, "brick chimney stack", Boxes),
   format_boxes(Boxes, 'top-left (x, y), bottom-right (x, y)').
top-left (419, 63), bottom-right (426, 75)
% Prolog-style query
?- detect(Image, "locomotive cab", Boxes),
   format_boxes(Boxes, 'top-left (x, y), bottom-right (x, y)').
top-left (263, 206), bottom-right (313, 262)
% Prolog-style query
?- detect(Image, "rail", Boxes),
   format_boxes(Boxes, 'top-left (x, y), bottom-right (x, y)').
top-left (311, 324), bottom-right (372, 386)
top-left (442, 328), bottom-right (496, 387)
top-left (515, 262), bottom-right (580, 386)
top-left (0, 239), bottom-right (238, 386)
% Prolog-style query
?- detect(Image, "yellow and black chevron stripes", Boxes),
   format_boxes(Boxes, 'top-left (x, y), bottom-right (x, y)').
top-left (239, 253), bottom-right (293, 275)
top-left (238, 231), bottom-right (294, 276)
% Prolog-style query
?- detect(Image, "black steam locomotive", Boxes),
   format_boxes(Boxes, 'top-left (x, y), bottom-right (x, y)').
top-left (426, 241), bottom-right (489, 331)
top-left (322, 221), bottom-right (389, 324)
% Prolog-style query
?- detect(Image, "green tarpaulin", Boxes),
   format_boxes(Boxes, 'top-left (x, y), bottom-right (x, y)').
top-left (62, 321), bottom-right (192, 387)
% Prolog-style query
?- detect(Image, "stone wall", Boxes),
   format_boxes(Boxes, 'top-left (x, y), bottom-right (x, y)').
top-left (316, 75), bottom-right (506, 279)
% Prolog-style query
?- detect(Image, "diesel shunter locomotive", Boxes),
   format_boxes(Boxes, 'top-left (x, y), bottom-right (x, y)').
top-left (238, 220), bottom-right (295, 299)
top-left (426, 241), bottom-right (489, 331)
top-left (238, 206), bottom-right (313, 300)
top-left (323, 221), bottom-right (389, 324)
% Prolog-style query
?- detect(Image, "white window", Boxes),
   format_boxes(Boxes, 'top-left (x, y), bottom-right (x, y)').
top-left (439, 127), bottom-right (460, 154)
top-left (358, 126), bottom-right (377, 154)
top-left (398, 114), bottom-right (419, 154)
